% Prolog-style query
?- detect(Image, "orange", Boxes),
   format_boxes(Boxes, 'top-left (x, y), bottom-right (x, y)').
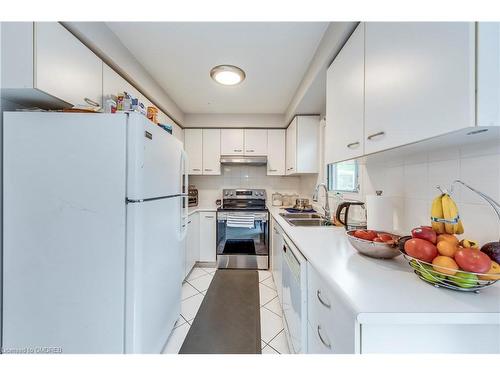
top-left (432, 256), bottom-right (459, 276)
top-left (436, 241), bottom-right (458, 257)
top-left (437, 234), bottom-right (459, 246)
top-left (478, 261), bottom-right (500, 281)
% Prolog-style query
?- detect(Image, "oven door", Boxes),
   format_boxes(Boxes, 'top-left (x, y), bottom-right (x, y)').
top-left (216, 210), bottom-right (269, 269)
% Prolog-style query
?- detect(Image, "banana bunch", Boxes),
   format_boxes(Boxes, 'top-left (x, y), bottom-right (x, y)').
top-left (431, 193), bottom-right (464, 235)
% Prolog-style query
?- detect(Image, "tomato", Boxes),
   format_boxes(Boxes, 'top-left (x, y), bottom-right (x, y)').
top-left (373, 237), bottom-right (385, 242)
top-left (353, 230), bottom-right (378, 241)
top-left (404, 238), bottom-right (438, 263)
top-left (454, 248), bottom-right (492, 274)
top-left (378, 233), bottom-right (394, 242)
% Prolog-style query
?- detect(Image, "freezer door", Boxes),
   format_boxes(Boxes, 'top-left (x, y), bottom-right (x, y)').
top-left (2, 112), bottom-right (127, 353)
top-left (127, 113), bottom-right (184, 200)
top-left (125, 197), bottom-right (183, 353)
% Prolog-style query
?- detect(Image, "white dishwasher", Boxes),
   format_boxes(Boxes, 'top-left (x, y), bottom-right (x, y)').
top-left (281, 235), bottom-right (308, 354)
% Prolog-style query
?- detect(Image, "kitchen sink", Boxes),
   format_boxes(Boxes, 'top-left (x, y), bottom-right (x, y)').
top-left (279, 212), bottom-right (323, 219)
top-left (285, 218), bottom-right (332, 227)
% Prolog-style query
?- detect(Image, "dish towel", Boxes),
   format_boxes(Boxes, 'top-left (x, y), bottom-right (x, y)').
top-left (227, 214), bottom-right (255, 228)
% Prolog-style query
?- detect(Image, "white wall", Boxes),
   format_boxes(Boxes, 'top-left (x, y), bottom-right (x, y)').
top-left (184, 113), bottom-right (285, 128)
top-left (363, 138), bottom-right (500, 245)
top-left (190, 165), bottom-right (300, 207)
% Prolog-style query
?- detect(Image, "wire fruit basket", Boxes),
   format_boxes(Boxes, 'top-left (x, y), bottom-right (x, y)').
top-left (399, 237), bottom-right (498, 293)
top-left (399, 180), bottom-right (500, 293)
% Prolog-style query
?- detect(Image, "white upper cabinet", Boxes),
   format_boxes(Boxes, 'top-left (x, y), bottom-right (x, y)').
top-left (477, 22), bottom-right (500, 127)
top-left (325, 24), bottom-right (365, 164)
top-left (286, 119), bottom-right (297, 174)
top-left (364, 22), bottom-right (475, 154)
top-left (102, 64), bottom-right (136, 100)
top-left (244, 129), bottom-right (268, 155)
top-left (202, 129), bottom-right (221, 175)
top-left (184, 129), bottom-right (203, 175)
top-left (286, 116), bottom-right (320, 175)
top-left (35, 22), bottom-right (103, 108)
top-left (2, 22), bottom-right (103, 109)
top-left (221, 129), bottom-right (244, 155)
top-left (267, 129), bottom-right (286, 176)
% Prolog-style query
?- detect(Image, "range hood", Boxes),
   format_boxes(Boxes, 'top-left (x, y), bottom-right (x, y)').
top-left (220, 155), bottom-right (268, 165)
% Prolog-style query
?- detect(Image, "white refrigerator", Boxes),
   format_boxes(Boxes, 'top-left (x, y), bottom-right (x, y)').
top-left (2, 112), bottom-right (188, 353)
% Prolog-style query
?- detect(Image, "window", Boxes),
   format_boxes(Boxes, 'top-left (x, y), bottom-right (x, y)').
top-left (327, 160), bottom-right (359, 193)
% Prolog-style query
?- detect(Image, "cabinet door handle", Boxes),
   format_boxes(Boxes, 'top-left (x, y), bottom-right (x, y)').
top-left (367, 131), bottom-right (385, 140)
top-left (246, 149), bottom-right (254, 152)
top-left (84, 97), bottom-right (100, 107)
top-left (283, 245), bottom-right (287, 253)
top-left (188, 220), bottom-right (192, 224)
top-left (234, 149), bottom-right (242, 152)
top-left (346, 141), bottom-right (360, 149)
top-left (268, 169), bottom-right (277, 172)
top-left (317, 325), bottom-right (332, 349)
top-left (316, 290), bottom-right (331, 309)
top-left (205, 216), bottom-right (214, 219)
top-left (192, 168), bottom-right (201, 171)
top-left (204, 168), bottom-right (213, 171)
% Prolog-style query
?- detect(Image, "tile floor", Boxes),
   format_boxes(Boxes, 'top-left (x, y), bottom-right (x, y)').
top-left (162, 267), bottom-right (290, 354)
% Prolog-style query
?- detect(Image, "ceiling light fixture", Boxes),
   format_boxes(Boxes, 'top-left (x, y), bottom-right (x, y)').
top-left (210, 65), bottom-right (246, 86)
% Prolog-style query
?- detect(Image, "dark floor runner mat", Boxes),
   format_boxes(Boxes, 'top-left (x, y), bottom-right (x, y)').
top-left (179, 269), bottom-right (261, 354)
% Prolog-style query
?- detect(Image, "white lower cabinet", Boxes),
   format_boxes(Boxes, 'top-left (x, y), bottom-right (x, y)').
top-left (306, 262), bottom-right (357, 354)
top-left (271, 219), bottom-right (284, 304)
top-left (359, 321), bottom-right (500, 354)
top-left (199, 211), bottom-right (217, 262)
top-left (185, 213), bottom-right (200, 278)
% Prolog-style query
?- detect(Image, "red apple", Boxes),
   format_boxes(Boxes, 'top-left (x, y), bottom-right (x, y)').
top-left (404, 238), bottom-right (438, 263)
top-left (411, 226), bottom-right (437, 244)
top-left (455, 248), bottom-right (492, 274)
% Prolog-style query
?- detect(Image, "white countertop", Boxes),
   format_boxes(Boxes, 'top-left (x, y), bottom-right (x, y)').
top-left (267, 205), bottom-right (500, 321)
top-left (188, 206), bottom-right (217, 215)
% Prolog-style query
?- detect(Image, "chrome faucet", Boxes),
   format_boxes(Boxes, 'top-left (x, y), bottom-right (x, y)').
top-left (313, 183), bottom-right (331, 221)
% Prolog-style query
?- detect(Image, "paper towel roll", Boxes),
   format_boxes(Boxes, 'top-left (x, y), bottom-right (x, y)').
top-left (366, 193), bottom-right (394, 232)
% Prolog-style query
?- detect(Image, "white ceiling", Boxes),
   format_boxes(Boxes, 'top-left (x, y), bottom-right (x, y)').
top-left (106, 22), bottom-right (329, 114)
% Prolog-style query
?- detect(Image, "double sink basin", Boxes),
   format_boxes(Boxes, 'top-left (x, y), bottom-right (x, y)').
top-left (279, 212), bottom-right (331, 227)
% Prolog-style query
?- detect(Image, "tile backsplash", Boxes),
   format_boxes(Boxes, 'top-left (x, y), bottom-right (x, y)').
top-left (363, 138), bottom-right (500, 244)
top-left (189, 165), bottom-right (301, 207)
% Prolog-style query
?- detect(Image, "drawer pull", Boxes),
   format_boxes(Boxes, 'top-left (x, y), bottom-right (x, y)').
top-left (84, 97), bottom-right (100, 107)
top-left (204, 168), bottom-right (213, 171)
top-left (268, 169), bottom-right (277, 172)
top-left (367, 131), bottom-right (385, 140)
top-left (192, 168), bottom-right (201, 171)
top-left (316, 290), bottom-right (331, 309)
top-left (246, 149), bottom-right (255, 152)
top-left (317, 325), bottom-right (331, 349)
top-left (234, 149), bottom-right (242, 152)
top-left (346, 141), bottom-right (360, 149)
top-left (205, 216), bottom-right (214, 219)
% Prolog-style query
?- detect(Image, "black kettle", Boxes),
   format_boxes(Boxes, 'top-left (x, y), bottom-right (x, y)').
top-left (335, 201), bottom-right (367, 230)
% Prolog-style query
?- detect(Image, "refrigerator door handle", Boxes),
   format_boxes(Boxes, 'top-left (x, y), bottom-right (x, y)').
top-left (179, 150), bottom-right (189, 241)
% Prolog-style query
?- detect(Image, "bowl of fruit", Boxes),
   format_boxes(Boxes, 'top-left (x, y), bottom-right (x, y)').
top-left (346, 229), bottom-right (401, 259)
top-left (399, 180), bottom-right (500, 293)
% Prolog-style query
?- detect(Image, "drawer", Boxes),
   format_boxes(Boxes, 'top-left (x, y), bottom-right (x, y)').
top-left (307, 263), bottom-right (357, 353)
top-left (307, 321), bottom-right (333, 354)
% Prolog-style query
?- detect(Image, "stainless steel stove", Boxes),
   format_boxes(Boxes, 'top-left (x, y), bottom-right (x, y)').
top-left (216, 189), bottom-right (269, 269)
